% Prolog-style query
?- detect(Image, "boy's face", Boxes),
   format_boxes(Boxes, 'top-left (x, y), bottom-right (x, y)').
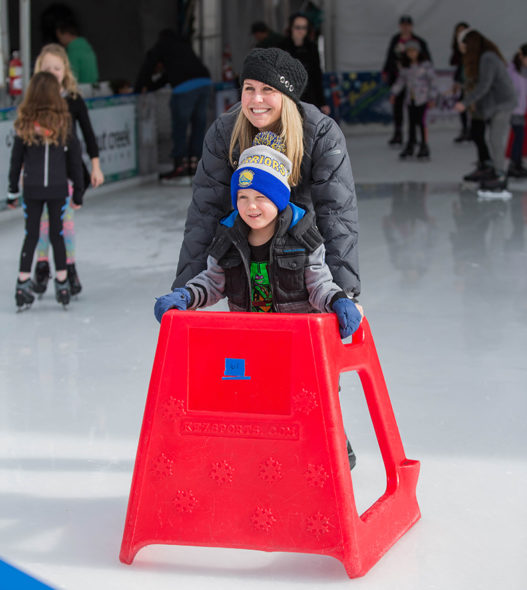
top-left (237, 188), bottom-right (279, 232)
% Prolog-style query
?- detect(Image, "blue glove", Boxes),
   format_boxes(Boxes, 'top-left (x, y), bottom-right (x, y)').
top-left (154, 288), bottom-right (191, 323)
top-left (332, 298), bottom-right (362, 339)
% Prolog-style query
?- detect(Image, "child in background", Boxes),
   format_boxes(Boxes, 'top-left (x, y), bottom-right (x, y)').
top-left (507, 44), bottom-right (527, 178)
top-left (154, 132), bottom-right (363, 336)
top-left (8, 72), bottom-right (85, 310)
top-left (32, 43), bottom-right (104, 297)
top-left (391, 40), bottom-right (437, 160)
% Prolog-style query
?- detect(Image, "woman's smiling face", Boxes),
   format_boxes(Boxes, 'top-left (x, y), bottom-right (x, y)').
top-left (241, 79), bottom-right (283, 130)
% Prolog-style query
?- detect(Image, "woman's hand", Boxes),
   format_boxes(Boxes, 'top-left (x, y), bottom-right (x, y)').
top-left (90, 158), bottom-right (105, 188)
top-left (321, 105), bottom-right (331, 115)
top-left (71, 203), bottom-right (82, 210)
top-left (454, 102), bottom-right (466, 113)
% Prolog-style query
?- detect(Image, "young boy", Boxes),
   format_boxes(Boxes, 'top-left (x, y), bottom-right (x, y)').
top-left (154, 132), bottom-right (363, 338)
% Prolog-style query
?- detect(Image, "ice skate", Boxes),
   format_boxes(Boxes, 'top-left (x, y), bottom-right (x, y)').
top-left (477, 174), bottom-right (512, 201)
top-left (462, 162), bottom-right (496, 183)
top-left (160, 158), bottom-right (191, 186)
top-left (67, 263), bottom-right (82, 296)
top-left (15, 278), bottom-right (35, 312)
top-left (54, 277), bottom-right (71, 309)
top-left (399, 143), bottom-right (415, 159)
top-left (33, 260), bottom-right (51, 298)
top-left (417, 143), bottom-right (430, 160)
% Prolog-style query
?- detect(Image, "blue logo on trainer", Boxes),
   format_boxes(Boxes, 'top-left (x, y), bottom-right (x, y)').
top-left (222, 358), bottom-right (251, 381)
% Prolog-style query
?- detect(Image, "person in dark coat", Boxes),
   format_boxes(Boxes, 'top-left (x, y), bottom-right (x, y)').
top-left (251, 21), bottom-right (285, 49)
top-left (135, 29), bottom-right (212, 181)
top-left (382, 15), bottom-right (432, 145)
top-left (172, 48), bottom-right (360, 298)
top-left (280, 13), bottom-right (329, 114)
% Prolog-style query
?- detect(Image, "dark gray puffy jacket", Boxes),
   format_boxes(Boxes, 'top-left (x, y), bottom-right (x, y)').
top-left (173, 101), bottom-right (360, 296)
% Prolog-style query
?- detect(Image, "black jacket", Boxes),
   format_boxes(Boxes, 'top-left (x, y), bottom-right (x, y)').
top-left (280, 38), bottom-right (326, 108)
top-left (8, 133), bottom-right (85, 205)
top-left (134, 30), bottom-right (210, 92)
top-left (173, 102), bottom-right (360, 296)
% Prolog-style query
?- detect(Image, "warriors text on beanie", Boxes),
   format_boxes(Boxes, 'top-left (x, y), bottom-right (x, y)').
top-left (240, 47), bottom-right (308, 104)
top-left (231, 132), bottom-right (292, 212)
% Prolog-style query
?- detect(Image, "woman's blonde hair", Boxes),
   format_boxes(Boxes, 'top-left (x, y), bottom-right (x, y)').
top-left (15, 72), bottom-right (71, 146)
top-left (34, 43), bottom-right (79, 97)
top-left (229, 93), bottom-right (304, 186)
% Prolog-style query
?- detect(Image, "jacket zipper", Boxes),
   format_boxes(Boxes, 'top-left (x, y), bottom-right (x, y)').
top-left (44, 143), bottom-right (49, 187)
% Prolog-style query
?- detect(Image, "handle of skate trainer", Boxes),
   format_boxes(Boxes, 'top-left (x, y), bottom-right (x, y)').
top-left (337, 316), bottom-right (407, 475)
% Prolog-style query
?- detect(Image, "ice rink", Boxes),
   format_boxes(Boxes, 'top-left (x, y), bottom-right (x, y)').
top-left (1, 128), bottom-right (526, 589)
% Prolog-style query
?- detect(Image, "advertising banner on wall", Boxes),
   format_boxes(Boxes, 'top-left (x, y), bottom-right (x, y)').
top-left (324, 70), bottom-right (460, 127)
top-left (0, 95), bottom-right (138, 196)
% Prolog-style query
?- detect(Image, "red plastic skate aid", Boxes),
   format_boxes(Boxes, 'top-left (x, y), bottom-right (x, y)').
top-left (120, 311), bottom-right (420, 578)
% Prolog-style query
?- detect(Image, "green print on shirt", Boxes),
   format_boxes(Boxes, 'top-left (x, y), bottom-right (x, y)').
top-left (250, 261), bottom-right (273, 312)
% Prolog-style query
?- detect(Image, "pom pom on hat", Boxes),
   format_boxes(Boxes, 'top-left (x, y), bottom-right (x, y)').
top-left (231, 131), bottom-right (292, 212)
top-left (240, 48), bottom-right (308, 105)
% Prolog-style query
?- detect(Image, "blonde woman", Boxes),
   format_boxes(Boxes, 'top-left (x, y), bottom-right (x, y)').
top-left (173, 48), bottom-right (360, 298)
top-left (32, 43), bottom-right (104, 297)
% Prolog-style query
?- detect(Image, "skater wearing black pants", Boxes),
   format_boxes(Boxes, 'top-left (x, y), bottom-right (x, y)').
top-left (7, 72), bottom-right (85, 310)
top-left (382, 15), bottom-right (432, 146)
top-left (454, 29), bottom-right (516, 190)
top-left (390, 40), bottom-right (436, 160)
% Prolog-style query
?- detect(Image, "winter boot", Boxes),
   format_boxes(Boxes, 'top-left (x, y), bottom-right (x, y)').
top-left (399, 143), bottom-right (415, 159)
top-left (388, 129), bottom-right (403, 146)
top-left (417, 143), bottom-right (430, 159)
top-left (346, 439), bottom-right (357, 471)
top-left (15, 278), bottom-right (35, 311)
top-left (507, 162), bottom-right (527, 178)
top-left (160, 158), bottom-right (189, 184)
top-left (33, 260), bottom-right (51, 296)
top-left (54, 277), bottom-right (71, 308)
top-left (67, 263), bottom-right (82, 296)
top-left (463, 162), bottom-right (496, 182)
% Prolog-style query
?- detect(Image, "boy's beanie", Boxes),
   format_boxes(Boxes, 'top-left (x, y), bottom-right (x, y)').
top-left (240, 48), bottom-right (308, 105)
top-left (231, 131), bottom-right (292, 212)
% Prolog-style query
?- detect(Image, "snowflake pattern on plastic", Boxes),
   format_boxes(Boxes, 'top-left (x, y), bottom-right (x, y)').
top-left (251, 506), bottom-right (277, 532)
top-left (209, 460), bottom-right (235, 485)
top-left (150, 452), bottom-right (174, 478)
top-left (173, 490), bottom-right (198, 513)
top-left (305, 463), bottom-right (329, 488)
top-left (162, 396), bottom-right (187, 420)
top-left (292, 387), bottom-right (319, 415)
top-left (258, 457), bottom-right (283, 483)
top-left (306, 512), bottom-right (331, 536)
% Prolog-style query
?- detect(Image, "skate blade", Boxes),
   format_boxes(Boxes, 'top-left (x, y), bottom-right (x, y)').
top-left (16, 304), bottom-right (32, 313)
top-left (477, 189), bottom-right (512, 201)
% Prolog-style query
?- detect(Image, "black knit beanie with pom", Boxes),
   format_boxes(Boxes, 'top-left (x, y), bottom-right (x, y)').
top-left (240, 47), bottom-right (308, 105)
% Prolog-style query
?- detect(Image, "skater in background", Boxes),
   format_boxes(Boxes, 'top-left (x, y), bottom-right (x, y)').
top-left (454, 29), bottom-right (516, 191)
top-left (135, 28), bottom-right (212, 183)
top-left (281, 12), bottom-right (330, 114)
top-left (33, 43), bottom-right (104, 297)
top-left (7, 72), bottom-right (85, 310)
top-left (390, 40), bottom-right (437, 160)
top-left (450, 22), bottom-right (471, 143)
top-left (172, 47), bottom-right (360, 299)
top-left (507, 44), bottom-right (527, 178)
top-left (382, 15), bottom-right (432, 146)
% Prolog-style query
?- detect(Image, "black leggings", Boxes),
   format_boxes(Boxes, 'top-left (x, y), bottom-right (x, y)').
top-left (20, 198), bottom-right (67, 273)
top-left (470, 118), bottom-right (491, 164)
top-left (393, 88), bottom-right (406, 132)
top-left (407, 102), bottom-right (427, 145)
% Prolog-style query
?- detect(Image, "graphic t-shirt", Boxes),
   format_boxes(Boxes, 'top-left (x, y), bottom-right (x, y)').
top-left (249, 240), bottom-right (273, 312)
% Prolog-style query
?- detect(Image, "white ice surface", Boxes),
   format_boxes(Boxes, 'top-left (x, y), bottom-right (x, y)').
top-left (1, 129), bottom-right (526, 589)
